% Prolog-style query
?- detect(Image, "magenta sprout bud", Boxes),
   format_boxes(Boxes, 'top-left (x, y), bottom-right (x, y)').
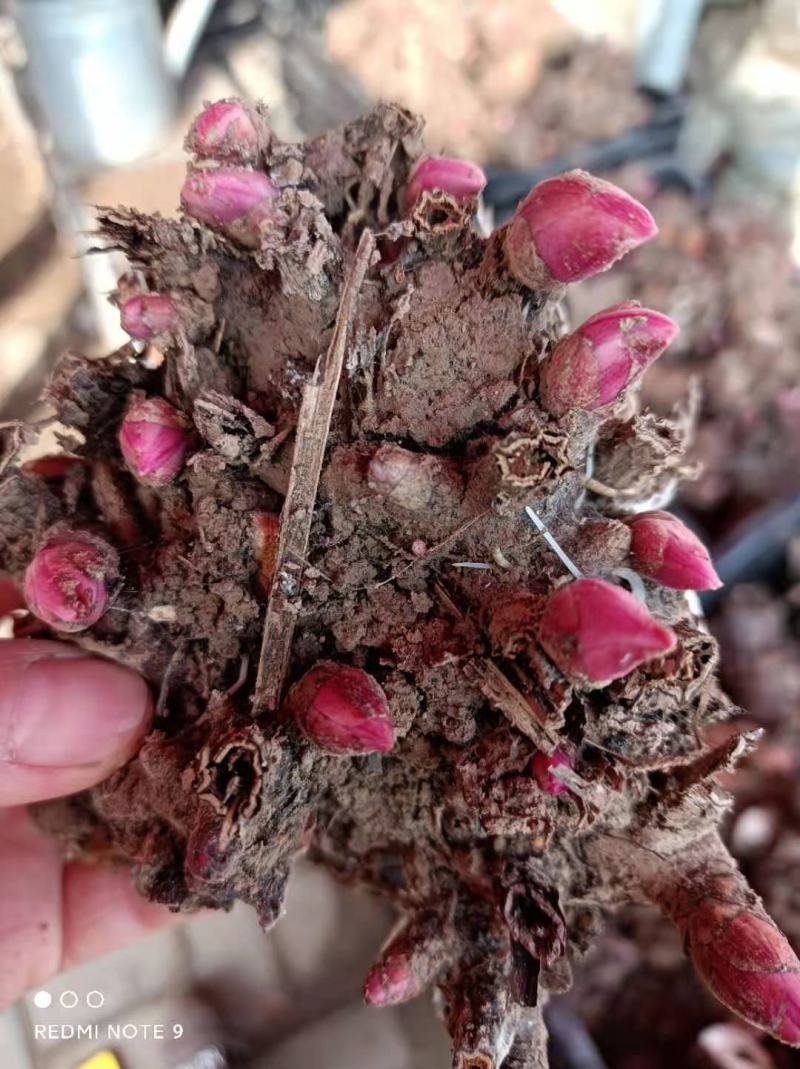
top-left (186, 99), bottom-right (261, 163)
top-left (364, 957), bottom-right (416, 1007)
top-left (539, 302), bottom-right (679, 415)
top-left (662, 876), bottom-right (800, 1046)
top-left (367, 444), bottom-right (461, 512)
top-left (628, 511), bottom-right (722, 591)
top-left (24, 532), bottom-right (119, 633)
top-left (538, 577), bottom-right (676, 685)
top-left (363, 911), bottom-right (444, 1007)
top-left (180, 167), bottom-right (278, 242)
top-left (119, 396), bottom-right (190, 486)
top-left (531, 749), bottom-right (573, 796)
top-left (504, 170), bottom-right (657, 290)
top-left (285, 661), bottom-right (395, 755)
top-left (119, 294), bottom-right (177, 340)
top-left (404, 156), bottom-right (486, 213)
top-left (367, 445), bottom-right (435, 510)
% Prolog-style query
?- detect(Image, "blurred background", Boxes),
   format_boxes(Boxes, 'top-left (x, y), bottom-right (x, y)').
top-left (1, 0), bottom-right (800, 1066)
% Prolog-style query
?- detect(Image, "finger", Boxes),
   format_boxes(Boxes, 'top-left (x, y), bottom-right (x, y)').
top-left (0, 640), bottom-right (152, 805)
top-left (61, 863), bottom-right (181, 971)
top-left (0, 808), bottom-right (62, 1007)
top-left (0, 808), bottom-right (179, 1010)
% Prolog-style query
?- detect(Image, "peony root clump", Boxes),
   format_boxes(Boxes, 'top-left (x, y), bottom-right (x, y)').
top-left (2, 99), bottom-right (799, 1067)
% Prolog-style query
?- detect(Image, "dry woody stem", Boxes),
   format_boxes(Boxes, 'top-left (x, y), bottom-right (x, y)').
top-left (253, 229), bottom-right (376, 715)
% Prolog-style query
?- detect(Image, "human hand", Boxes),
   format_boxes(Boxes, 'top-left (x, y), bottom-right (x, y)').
top-left (0, 577), bottom-right (176, 1009)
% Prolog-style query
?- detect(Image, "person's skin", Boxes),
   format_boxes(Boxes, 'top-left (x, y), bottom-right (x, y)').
top-left (0, 576), bottom-right (176, 1009)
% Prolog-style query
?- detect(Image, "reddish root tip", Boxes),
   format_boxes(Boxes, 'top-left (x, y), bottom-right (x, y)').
top-left (21, 455), bottom-right (85, 480)
top-left (252, 512), bottom-right (281, 596)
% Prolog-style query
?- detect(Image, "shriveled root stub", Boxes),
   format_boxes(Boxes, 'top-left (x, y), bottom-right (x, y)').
top-left (2, 100), bottom-right (799, 1066)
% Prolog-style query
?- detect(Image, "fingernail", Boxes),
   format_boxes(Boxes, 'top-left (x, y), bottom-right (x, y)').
top-left (1, 654), bottom-right (151, 767)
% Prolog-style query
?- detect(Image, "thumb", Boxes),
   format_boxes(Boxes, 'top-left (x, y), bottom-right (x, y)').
top-left (0, 640), bottom-right (151, 805)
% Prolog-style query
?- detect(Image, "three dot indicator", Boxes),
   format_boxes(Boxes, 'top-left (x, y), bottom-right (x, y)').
top-left (31, 989), bottom-right (104, 1010)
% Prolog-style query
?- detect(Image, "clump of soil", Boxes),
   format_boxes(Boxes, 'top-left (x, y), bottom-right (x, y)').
top-left (0, 101), bottom-right (795, 1068)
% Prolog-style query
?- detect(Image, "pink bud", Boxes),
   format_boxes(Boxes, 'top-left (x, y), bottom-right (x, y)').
top-left (285, 661), bottom-right (395, 755)
top-left (367, 444), bottom-right (461, 512)
top-left (364, 957), bottom-right (417, 1007)
top-left (628, 511), bottom-right (722, 590)
top-left (684, 901), bottom-right (800, 1046)
top-left (119, 294), bottom-right (177, 340)
top-left (363, 911), bottom-right (443, 1007)
top-left (504, 170), bottom-right (657, 289)
top-left (185, 818), bottom-right (230, 887)
top-left (180, 167), bottom-right (278, 232)
top-left (531, 749), bottom-right (572, 796)
top-left (538, 577), bottom-right (676, 685)
top-left (119, 396), bottom-right (190, 486)
top-left (187, 100), bottom-right (260, 162)
top-left (539, 302), bottom-right (679, 415)
top-left (367, 445), bottom-right (434, 510)
top-left (24, 532), bottom-right (118, 633)
top-left (404, 156), bottom-right (486, 212)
